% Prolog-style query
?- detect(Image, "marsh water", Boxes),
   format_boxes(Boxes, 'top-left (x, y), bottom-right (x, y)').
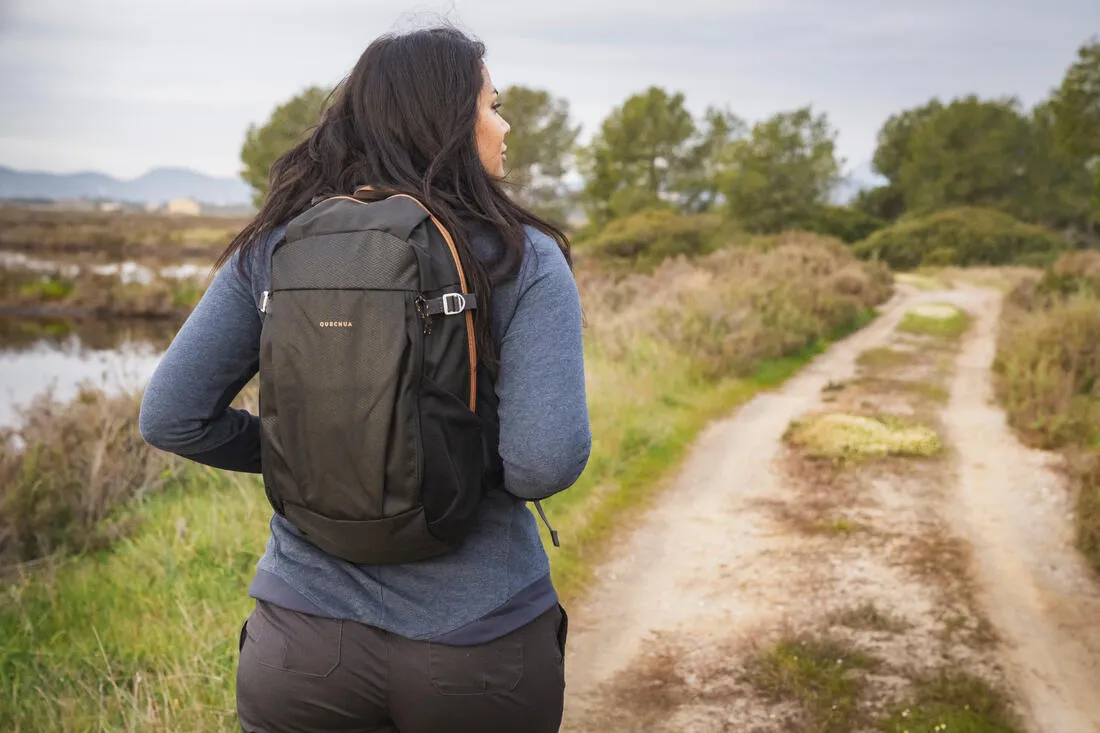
top-left (0, 251), bottom-right (202, 427)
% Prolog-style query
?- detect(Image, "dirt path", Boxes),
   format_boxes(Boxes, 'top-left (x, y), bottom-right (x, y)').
top-left (943, 290), bottom-right (1100, 732)
top-left (562, 284), bottom-right (1100, 732)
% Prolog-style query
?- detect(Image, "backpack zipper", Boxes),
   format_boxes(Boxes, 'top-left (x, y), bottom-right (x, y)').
top-left (260, 290), bottom-right (270, 313)
top-left (533, 500), bottom-right (561, 547)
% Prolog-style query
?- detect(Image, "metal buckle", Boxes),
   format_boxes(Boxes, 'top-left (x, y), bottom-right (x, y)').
top-left (442, 293), bottom-right (466, 316)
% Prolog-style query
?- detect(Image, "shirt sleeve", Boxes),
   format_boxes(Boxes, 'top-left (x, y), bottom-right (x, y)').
top-left (138, 253), bottom-right (263, 472)
top-left (494, 231), bottom-right (592, 500)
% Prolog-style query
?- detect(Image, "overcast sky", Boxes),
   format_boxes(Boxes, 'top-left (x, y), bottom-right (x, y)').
top-left (0, 0), bottom-right (1096, 180)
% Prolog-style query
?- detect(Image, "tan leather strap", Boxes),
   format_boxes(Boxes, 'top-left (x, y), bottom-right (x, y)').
top-left (348, 186), bottom-right (478, 413)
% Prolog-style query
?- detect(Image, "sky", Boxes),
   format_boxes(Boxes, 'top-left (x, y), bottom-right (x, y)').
top-left (0, 0), bottom-right (1096, 181)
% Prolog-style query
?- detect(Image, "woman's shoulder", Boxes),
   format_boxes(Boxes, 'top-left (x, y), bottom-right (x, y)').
top-left (225, 225), bottom-right (287, 292)
top-left (518, 226), bottom-right (569, 280)
top-left (522, 225), bottom-right (564, 258)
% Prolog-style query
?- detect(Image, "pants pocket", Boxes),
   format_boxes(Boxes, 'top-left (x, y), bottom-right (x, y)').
top-left (251, 601), bottom-right (343, 678)
top-left (428, 636), bottom-right (524, 695)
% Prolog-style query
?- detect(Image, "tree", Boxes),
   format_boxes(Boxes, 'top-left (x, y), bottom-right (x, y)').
top-left (240, 87), bottom-right (330, 207)
top-left (721, 107), bottom-right (841, 233)
top-left (894, 96), bottom-right (1032, 214)
top-left (853, 185), bottom-right (906, 222)
top-left (1016, 102), bottom-right (1094, 232)
top-left (674, 107), bottom-right (747, 213)
top-left (872, 100), bottom-right (944, 182)
top-left (579, 87), bottom-right (697, 223)
top-left (1050, 38), bottom-right (1100, 232)
top-left (498, 86), bottom-right (581, 226)
top-left (1052, 39), bottom-right (1100, 161)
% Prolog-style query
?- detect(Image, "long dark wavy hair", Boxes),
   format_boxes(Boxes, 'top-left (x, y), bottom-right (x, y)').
top-left (217, 25), bottom-right (572, 371)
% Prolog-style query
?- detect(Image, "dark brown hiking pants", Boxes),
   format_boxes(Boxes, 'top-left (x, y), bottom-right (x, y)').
top-left (236, 600), bottom-right (568, 732)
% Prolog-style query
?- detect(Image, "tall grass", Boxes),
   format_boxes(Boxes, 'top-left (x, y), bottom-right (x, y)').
top-left (994, 251), bottom-right (1100, 571)
top-left (0, 388), bottom-right (175, 567)
top-left (0, 233), bottom-right (891, 731)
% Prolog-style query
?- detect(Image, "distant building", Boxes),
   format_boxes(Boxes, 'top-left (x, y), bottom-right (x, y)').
top-left (97, 201), bottom-right (123, 213)
top-left (165, 197), bottom-right (201, 216)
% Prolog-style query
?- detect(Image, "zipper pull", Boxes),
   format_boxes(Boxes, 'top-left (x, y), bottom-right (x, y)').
top-left (534, 500), bottom-right (560, 548)
top-left (260, 290), bottom-right (270, 313)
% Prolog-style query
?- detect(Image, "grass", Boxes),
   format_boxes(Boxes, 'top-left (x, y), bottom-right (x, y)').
top-left (858, 347), bottom-right (912, 369)
top-left (878, 670), bottom-right (1022, 733)
top-left (0, 267), bottom-right (208, 318)
top-left (897, 304), bottom-right (970, 339)
top-left (1077, 460), bottom-right (1100, 576)
top-left (894, 272), bottom-right (945, 291)
top-left (0, 469), bottom-right (263, 731)
top-left (748, 635), bottom-right (1020, 733)
top-left (16, 276), bottom-right (75, 301)
top-left (748, 634), bottom-right (879, 732)
top-left (829, 602), bottom-right (911, 633)
top-left (994, 254), bottom-right (1100, 573)
top-left (819, 517), bottom-right (871, 536)
top-left (854, 376), bottom-right (950, 405)
top-left (785, 413), bottom-right (943, 462)
top-left (0, 234), bottom-right (892, 729)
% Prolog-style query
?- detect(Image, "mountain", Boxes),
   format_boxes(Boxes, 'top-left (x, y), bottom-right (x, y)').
top-left (0, 165), bottom-right (252, 205)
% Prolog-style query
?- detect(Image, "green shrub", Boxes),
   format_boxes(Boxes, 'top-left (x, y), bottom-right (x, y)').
top-left (803, 204), bottom-right (885, 243)
top-left (852, 207), bottom-right (1067, 270)
top-left (578, 209), bottom-right (730, 265)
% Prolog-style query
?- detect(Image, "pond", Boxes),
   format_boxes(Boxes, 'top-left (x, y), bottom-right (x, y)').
top-left (0, 316), bottom-right (180, 428)
top-left (0, 248), bottom-right (211, 427)
top-left (0, 250), bottom-right (210, 285)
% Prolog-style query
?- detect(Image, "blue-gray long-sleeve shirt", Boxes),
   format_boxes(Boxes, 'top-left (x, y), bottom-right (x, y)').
top-left (139, 224), bottom-right (591, 643)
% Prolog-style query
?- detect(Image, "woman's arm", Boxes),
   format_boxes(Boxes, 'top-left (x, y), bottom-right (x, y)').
top-left (494, 231), bottom-right (592, 500)
top-left (138, 256), bottom-right (264, 472)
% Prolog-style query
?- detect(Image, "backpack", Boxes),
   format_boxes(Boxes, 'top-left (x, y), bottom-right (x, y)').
top-left (257, 189), bottom-right (493, 564)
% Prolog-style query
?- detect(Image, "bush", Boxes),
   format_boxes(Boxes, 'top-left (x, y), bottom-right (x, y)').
top-left (852, 207), bottom-right (1067, 270)
top-left (0, 387), bottom-right (174, 565)
top-left (1079, 458), bottom-right (1100, 573)
top-left (582, 233), bottom-right (893, 378)
top-left (803, 205), bottom-right (885, 244)
top-left (995, 252), bottom-right (1100, 574)
top-left (1038, 250), bottom-right (1100, 298)
top-left (994, 296), bottom-right (1100, 449)
top-left (578, 209), bottom-right (730, 265)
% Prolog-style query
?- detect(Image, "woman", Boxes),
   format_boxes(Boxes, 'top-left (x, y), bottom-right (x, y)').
top-left (139, 25), bottom-right (590, 733)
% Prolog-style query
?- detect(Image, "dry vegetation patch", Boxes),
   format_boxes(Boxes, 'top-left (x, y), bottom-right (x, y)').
top-left (994, 252), bottom-right (1100, 572)
top-left (0, 205), bottom-right (246, 260)
top-left (785, 413), bottom-right (943, 462)
top-left (857, 347), bottom-right (912, 370)
top-left (897, 304), bottom-right (970, 339)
